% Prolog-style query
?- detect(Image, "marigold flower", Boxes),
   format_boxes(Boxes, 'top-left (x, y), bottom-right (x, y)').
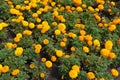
top-left (58, 23), bottom-right (66, 32)
top-left (6, 42), bottom-right (13, 49)
top-left (87, 72), bottom-right (95, 79)
top-left (104, 40), bottom-right (113, 50)
top-left (98, 4), bottom-right (104, 10)
top-left (73, 0), bottom-right (82, 6)
top-left (108, 52), bottom-right (116, 59)
top-left (100, 48), bottom-right (110, 57)
top-left (14, 47), bottom-right (24, 56)
top-left (22, 20), bottom-right (29, 27)
top-left (16, 33), bottom-right (22, 39)
top-left (29, 63), bottom-right (35, 69)
top-left (40, 72), bottom-right (45, 78)
top-left (99, 78), bottom-right (105, 80)
top-left (41, 57), bottom-right (46, 62)
top-left (69, 70), bottom-right (78, 79)
top-left (111, 69), bottom-right (119, 77)
top-left (29, 22), bottom-right (35, 29)
top-left (108, 24), bottom-right (116, 31)
top-left (51, 56), bottom-right (57, 62)
top-left (2, 65), bottom-right (9, 73)
top-left (43, 39), bottom-right (49, 45)
top-left (14, 37), bottom-right (20, 43)
top-left (72, 65), bottom-right (80, 73)
top-left (93, 39), bottom-right (100, 47)
top-left (60, 41), bottom-right (66, 47)
top-left (45, 61), bottom-right (52, 68)
top-left (83, 46), bottom-right (89, 53)
top-left (32, 13), bottom-right (38, 18)
top-left (54, 29), bottom-right (61, 35)
top-left (70, 47), bottom-right (75, 51)
top-left (55, 50), bottom-right (64, 57)
top-left (0, 64), bottom-right (3, 73)
top-left (11, 69), bottom-right (20, 76)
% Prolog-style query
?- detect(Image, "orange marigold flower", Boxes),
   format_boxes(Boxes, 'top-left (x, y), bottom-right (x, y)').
top-left (11, 69), bottom-right (20, 76)
top-left (43, 39), bottom-right (49, 45)
top-left (87, 72), bottom-right (95, 79)
top-left (2, 65), bottom-right (9, 73)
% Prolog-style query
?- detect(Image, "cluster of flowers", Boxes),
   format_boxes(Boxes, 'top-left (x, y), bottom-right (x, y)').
top-left (0, 0), bottom-right (120, 79)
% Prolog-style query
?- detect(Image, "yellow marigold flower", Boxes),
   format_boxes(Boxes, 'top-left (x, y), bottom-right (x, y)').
top-left (104, 40), bottom-right (113, 50)
top-left (2, 65), bottom-right (9, 73)
top-left (55, 50), bottom-right (64, 57)
top-left (29, 22), bottom-right (35, 29)
top-left (35, 48), bottom-right (41, 54)
top-left (98, 4), bottom-right (104, 10)
top-left (80, 30), bottom-right (86, 35)
top-left (55, 29), bottom-right (61, 35)
top-left (58, 23), bottom-right (66, 31)
top-left (60, 41), bottom-right (66, 47)
top-left (43, 39), bottom-right (49, 45)
top-left (83, 46), bottom-right (89, 53)
top-left (69, 70), bottom-right (78, 79)
top-left (108, 24), bottom-right (116, 31)
top-left (14, 47), bottom-right (24, 56)
top-left (0, 64), bottom-right (3, 73)
top-left (87, 72), bottom-right (95, 79)
top-left (108, 52), bottom-right (116, 59)
top-left (88, 6), bottom-right (94, 12)
top-left (6, 42), bottom-right (13, 49)
top-left (100, 48), bottom-right (110, 57)
top-left (11, 69), bottom-right (20, 76)
top-left (51, 56), bottom-right (57, 62)
top-left (23, 30), bottom-right (32, 36)
top-left (40, 72), bottom-right (45, 78)
top-left (111, 69), bottom-right (119, 77)
top-left (0, 25), bottom-right (3, 31)
top-left (15, 5), bottom-right (21, 9)
top-left (45, 61), bottom-right (52, 68)
top-left (41, 57), bottom-right (46, 62)
top-left (16, 33), bottom-right (22, 39)
top-left (82, 4), bottom-right (87, 8)
top-left (76, 7), bottom-right (83, 12)
top-left (93, 39), bottom-right (100, 47)
top-left (24, 0), bottom-right (29, 4)
top-left (35, 44), bottom-right (42, 49)
top-left (1, 22), bottom-right (9, 28)
top-left (53, 11), bottom-right (58, 17)
top-left (110, 1), bottom-right (115, 6)
top-left (72, 65), bottom-right (80, 73)
top-left (99, 78), bottom-right (105, 80)
top-left (14, 37), bottom-right (20, 43)
top-left (29, 63), bottom-right (35, 69)
top-left (32, 13), bottom-right (38, 18)
top-left (22, 20), bottom-right (29, 27)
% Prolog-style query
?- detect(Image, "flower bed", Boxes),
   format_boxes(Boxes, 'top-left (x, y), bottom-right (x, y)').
top-left (0, 0), bottom-right (120, 80)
